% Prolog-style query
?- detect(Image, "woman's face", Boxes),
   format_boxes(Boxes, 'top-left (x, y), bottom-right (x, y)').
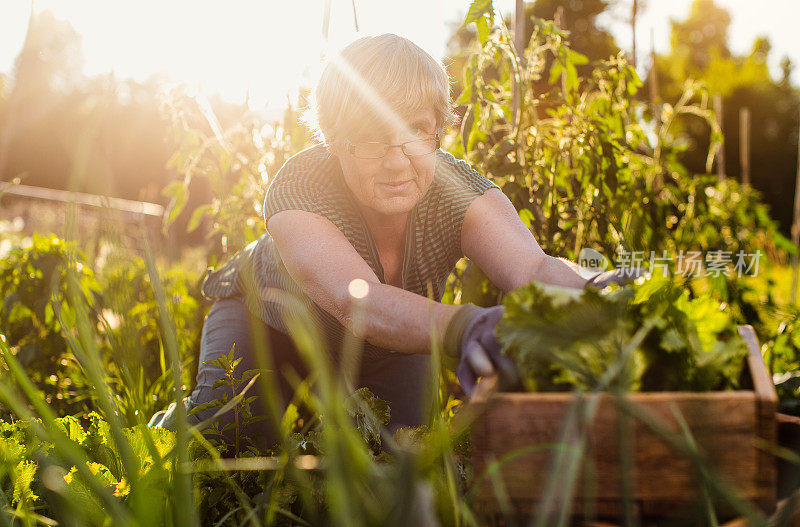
top-left (333, 108), bottom-right (438, 219)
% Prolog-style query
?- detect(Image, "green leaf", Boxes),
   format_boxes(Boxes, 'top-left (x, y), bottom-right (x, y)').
top-left (240, 369), bottom-right (269, 383)
top-left (62, 463), bottom-right (117, 526)
top-left (567, 49), bottom-right (589, 65)
top-left (464, 0), bottom-right (493, 25)
top-left (549, 61), bottom-right (563, 85)
top-left (281, 404), bottom-right (300, 436)
top-left (565, 62), bottom-right (579, 94)
top-left (186, 204), bottom-right (212, 233)
top-left (660, 328), bottom-right (686, 352)
top-left (463, 0), bottom-right (494, 45)
top-left (475, 17), bottom-right (490, 45)
top-left (457, 68), bottom-right (474, 105)
top-left (162, 180), bottom-right (189, 229)
top-left (518, 208), bottom-right (534, 229)
top-left (347, 387), bottom-right (391, 454)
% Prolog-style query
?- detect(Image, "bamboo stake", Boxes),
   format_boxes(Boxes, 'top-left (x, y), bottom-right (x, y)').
top-left (322, 0), bottom-right (331, 42)
top-left (554, 5), bottom-right (564, 31)
top-left (631, 0), bottom-right (638, 68)
top-left (740, 107), bottom-right (751, 186)
top-left (351, 0), bottom-right (359, 32)
top-left (791, 106), bottom-right (800, 304)
top-left (515, 0), bottom-right (525, 56)
top-left (512, 0), bottom-right (525, 125)
top-left (649, 28), bottom-right (660, 127)
top-left (715, 94), bottom-right (725, 181)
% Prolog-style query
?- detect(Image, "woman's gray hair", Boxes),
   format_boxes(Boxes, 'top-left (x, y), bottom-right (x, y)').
top-left (303, 34), bottom-right (456, 145)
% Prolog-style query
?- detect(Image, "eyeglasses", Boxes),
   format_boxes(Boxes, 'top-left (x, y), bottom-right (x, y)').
top-left (344, 134), bottom-right (440, 159)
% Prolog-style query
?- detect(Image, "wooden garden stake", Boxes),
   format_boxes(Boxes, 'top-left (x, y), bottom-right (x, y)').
top-left (514, 0), bottom-right (525, 55)
top-left (512, 0), bottom-right (525, 128)
top-left (649, 28), bottom-right (660, 127)
top-left (740, 107), bottom-right (751, 186)
top-left (715, 94), bottom-right (725, 181)
top-left (322, 0), bottom-right (331, 41)
top-left (514, 0), bottom-right (525, 62)
top-left (351, 0), bottom-right (359, 32)
top-left (631, 0), bottom-right (638, 67)
top-left (791, 106), bottom-right (800, 305)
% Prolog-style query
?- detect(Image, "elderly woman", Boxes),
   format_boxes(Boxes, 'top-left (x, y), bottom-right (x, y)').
top-left (151, 34), bottom-right (627, 447)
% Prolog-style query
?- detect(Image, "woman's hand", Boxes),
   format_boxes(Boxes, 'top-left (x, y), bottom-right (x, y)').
top-left (444, 304), bottom-right (521, 396)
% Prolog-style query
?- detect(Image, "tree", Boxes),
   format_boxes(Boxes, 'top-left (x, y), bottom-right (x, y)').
top-left (645, 0), bottom-right (800, 236)
top-left (0, 10), bottom-right (172, 204)
top-left (669, 0), bottom-right (731, 74)
top-left (0, 9), bottom-right (85, 181)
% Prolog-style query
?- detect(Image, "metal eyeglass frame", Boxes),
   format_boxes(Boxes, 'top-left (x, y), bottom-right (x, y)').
top-left (344, 133), bottom-right (440, 159)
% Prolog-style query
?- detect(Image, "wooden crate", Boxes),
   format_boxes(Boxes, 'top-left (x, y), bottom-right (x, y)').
top-left (468, 325), bottom-right (778, 522)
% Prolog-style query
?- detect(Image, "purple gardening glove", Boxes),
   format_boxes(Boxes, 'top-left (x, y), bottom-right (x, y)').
top-left (584, 267), bottom-right (649, 290)
top-left (444, 305), bottom-right (521, 397)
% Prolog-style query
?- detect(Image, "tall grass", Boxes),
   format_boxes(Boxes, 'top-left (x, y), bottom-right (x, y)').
top-left (0, 217), bottom-right (488, 526)
top-left (1, 224), bottom-right (795, 526)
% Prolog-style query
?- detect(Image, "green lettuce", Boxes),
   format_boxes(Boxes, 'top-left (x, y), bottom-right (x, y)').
top-left (497, 274), bottom-right (747, 393)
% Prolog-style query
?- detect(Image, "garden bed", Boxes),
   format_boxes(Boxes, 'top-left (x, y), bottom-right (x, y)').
top-left (468, 325), bottom-right (777, 523)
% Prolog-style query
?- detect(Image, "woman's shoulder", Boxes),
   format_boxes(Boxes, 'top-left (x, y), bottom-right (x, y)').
top-left (270, 144), bottom-right (339, 191)
top-left (263, 144), bottom-right (352, 226)
top-left (433, 149), bottom-right (498, 195)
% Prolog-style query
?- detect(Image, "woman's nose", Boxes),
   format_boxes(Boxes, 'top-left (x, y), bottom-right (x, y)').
top-left (382, 145), bottom-right (411, 171)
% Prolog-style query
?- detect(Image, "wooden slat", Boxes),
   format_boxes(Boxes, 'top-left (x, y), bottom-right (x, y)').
top-left (739, 325), bottom-right (777, 404)
top-left (473, 393), bottom-right (759, 499)
top-left (0, 182), bottom-right (163, 217)
top-left (739, 324), bottom-right (778, 512)
top-left (778, 413), bottom-right (800, 426)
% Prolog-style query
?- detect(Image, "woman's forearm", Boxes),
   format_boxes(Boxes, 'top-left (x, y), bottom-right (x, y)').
top-left (341, 256), bottom-right (592, 352)
top-left (344, 282), bottom-right (461, 354)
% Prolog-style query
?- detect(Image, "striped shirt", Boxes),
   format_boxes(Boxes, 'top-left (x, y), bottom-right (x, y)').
top-left (201, 144), bottom-right (498, 360)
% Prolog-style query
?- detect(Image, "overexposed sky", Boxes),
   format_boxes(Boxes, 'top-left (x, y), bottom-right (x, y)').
top-left (598, 0), bottom-right (800, 82)
top-left (0, 0), bottom-right (798, 108)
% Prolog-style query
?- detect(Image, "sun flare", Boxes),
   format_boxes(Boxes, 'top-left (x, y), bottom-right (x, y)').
top-left (9, 0), bottom-right (460, 111)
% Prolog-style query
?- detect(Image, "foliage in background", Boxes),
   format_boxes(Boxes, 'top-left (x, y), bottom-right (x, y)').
top-left (0, 234), bottom-right (100, 417)
top-left (161, 88), bottom-right (311, 265)
top-left (0, 233), bottom-right (206, 423)
top-left (450, 10), bottom-right (781, 266)
top-left (647, 0), bottom-right (800, 236)
top-left (0, 10), bottom-right (173, 203)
